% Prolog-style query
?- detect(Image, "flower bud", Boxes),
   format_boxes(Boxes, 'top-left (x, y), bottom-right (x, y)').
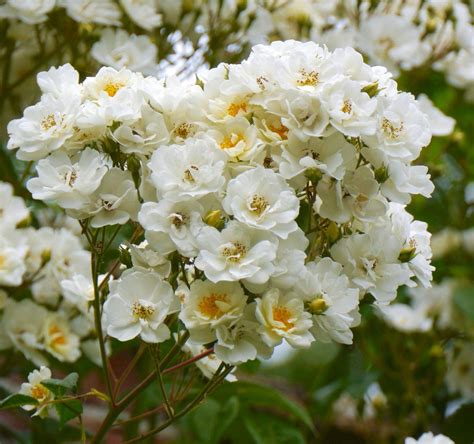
top-left (204, 209), bottom-right (225, 230)
top-left (307, 297), bottom-right (328, 315)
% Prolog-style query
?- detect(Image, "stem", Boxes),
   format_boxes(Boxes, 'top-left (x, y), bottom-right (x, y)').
top-left (113, 343), bottom-right (146, 399)
top-left (150, 345), bottom-right (174, 419)
top-left (90, 335), bottom-right (187, 444)
top-left (90, 229), bottom-right (114, 404)
top-left (125, 364), bottom-right (234, 443)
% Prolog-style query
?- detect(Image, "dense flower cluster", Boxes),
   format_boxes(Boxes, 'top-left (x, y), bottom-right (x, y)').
top-left (0, 181), bottom-right (100, 366)
top-left (266, 0), bottom-right (473, 100)
top-left (6, 41), bottom-right (436, 371)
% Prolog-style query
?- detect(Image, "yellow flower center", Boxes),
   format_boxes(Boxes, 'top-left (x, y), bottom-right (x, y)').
top-left (30, 384), bottom-right (49, 402)
top-left (220, 133), bottom-right (245, 150)
top-left (249, 194), bottom-right (269, 216)
top-left (174, 123), bottom-right (194, 139)
top-left (48, 324), bottom-right (67, 349)
top-left (183, 165), bottom-right (199, 182)
top-left (221, 242), bottom-right (247, 263)
top-left (297, 69), bottom-right (319, 87)
top-left (103, 80), bottom-right (125, 97)
top-left (41, 114), bottom-right (57, 130)
top-left (132, 302), bottom-right (155, 320)
top-left (382, 118), bottom-right (404, 139)
top-left (341, 99), bottom-right (352, 114)
top-left (227, 102), bottom-right (248, 117)
top-left (272, 306), bottom-right (294, 331)
top-left (198, 293), bottom-right (229, 319)
top-left (269, 122), bottom-right (289, 140)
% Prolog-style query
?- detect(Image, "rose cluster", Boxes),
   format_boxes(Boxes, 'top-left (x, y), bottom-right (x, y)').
top-left (267, 0), bottom-right (473, 100)
top-left (7, 40), bottom-right (435, 369)
top-left (0, 181), bottom-right (102, 366)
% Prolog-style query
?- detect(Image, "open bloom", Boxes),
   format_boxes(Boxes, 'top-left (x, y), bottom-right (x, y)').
top-left (255, 288), bottom-right (313, 348)
top-left (19, 367), bottom-right (54, 417)
top-left (222, 166), bottom-right (300, 239)
top-left (103, 269), bottom-right (179, 343)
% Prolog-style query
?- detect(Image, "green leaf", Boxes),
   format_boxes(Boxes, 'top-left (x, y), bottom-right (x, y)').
top-left (213, 381), bottom-right (314, 432)
top-left (55, 399), bottom-right (83, 428)
top-left (453, 287), bottom-right (474, 321)
top-left (191, 398), bottom-right (220, 443)
top-left (214, 396), bottom-right (239, 442)
top-left (243, 411), bottom-right (306, 444)
top-left (42, 373), bottom-right (79, 397)
top-left (0, 393), bottom-right (38, 409)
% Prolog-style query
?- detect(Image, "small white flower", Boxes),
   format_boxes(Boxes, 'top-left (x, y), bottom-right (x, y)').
top-left (405, 432), bottom-right (454, 444)
top-left (297, 258), bottom-right (360, 345)
top-left (73, 168), bottom-right (140, 228)
top-left (27, 148), bottom-right (110, 209)
top-left (255, 288), bottom-right (313, 348)
top-left (148, 137), bottom-right (227, 202)
top-left (138, 199), bottom-right (206, 257)
top-left (178, 280), bottom-right (247, 344)
top-left (62, 0), bottom-right (121, 25)
top-left (19, 367), bottom-right (54, 417)
top-left (195, 221), bottom-right (278, 285)
top-left (92, 29), bottom-right (158, 75)
top-left (445, 342), bottom-right (474, 400)
top-left (120, 0), bottom-right (162, 31)
top-left (0, 182), bottom-right (30, 230)
top-left (7, 94), bottom-right (79, 161)
top-left (42, 314), bottom-right (81, 362)
top-left (103, 269), bottom-right (179, 343)
top-left (0, 0), bottom-right (55, 24)
top-left (223, 167), bottom-right (299, 239)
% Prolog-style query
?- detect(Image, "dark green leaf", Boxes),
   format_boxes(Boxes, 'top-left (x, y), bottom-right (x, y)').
top-left (214, 396), bottom-right (239, 441)
top-left (442, 403), bottom-right (474, 444)
top-left (213, 381), bottom-right (314, 432)
top-left (191, 398), bottom-right (220, 443)
top-left (55, 399), bottom-right (83, 428)
top-left (0, 393), bottom-right (38, 409)
top-left (42, 373), bottom-right (79, 397)
top-left (243, 411), bottom-right (306, 444)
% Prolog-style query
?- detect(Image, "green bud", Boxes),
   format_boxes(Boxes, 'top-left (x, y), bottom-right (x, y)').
top-left (304, 167), bottom-right (323, 184)
top-left (398, 246), bottom-right (417, 263)
top-left (307, 297), bottom-right (328, 315)
top-left (16, 214), bottom-right (31, 229)
top-left (127, 154), bottom-right (141, 174)
top-left (362, 82), bottom-right (381, 98)
top-left (119, 245), bottom-right (133, 268)
top-left (41, 248), bottom-right (52, 266)
top-left (374, 164), bottom-right (389, 183)
top-left (326, 221), bottom-right (340, 243)
top-left (204, 210), bottom-right (225, 230)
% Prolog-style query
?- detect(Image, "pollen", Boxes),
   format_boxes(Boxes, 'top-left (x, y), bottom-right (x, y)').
top-left (269, 123), bottom-right (289, 140)
top-left (63, 168), bottom-right (77, 187)
top-left (272, 306), bottom-right (294, 331)
top-left (183, 165), bottom-right (199, 182)
top-left (227, 102), bottom-right (248, 117)
top-left (382, 118), bottom-right (404, 139)
top-left (198, 293), bottom-right (229, 319)
top-left (171, 212), bottom-right (188, 228)
top-left (30, 384), bottom-right (49, 402)
top-left (132, 302), bottom-right (155, 320)
top-left (48, 324), bottom-right (67, 348)
top-left (297, 69), bottom-right (319, 87)
top-left (41, 114), bottom-right (57, 130)
top-left (248, 194), bottom-right (269, 216)
top-left (221, 241), bottom-right (247, 263)
top-left (174, 122), bottom-right (194, 139)
top-left (220, 133), bottom-right (244, 150)
top-left (103, 80), bottom-right (125, 97)
top-left (341, 99), bottom-right (352, 114)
